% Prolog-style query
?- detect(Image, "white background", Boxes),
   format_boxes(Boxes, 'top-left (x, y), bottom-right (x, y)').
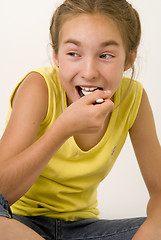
top-left (1, 0), bottom-right (161, 219)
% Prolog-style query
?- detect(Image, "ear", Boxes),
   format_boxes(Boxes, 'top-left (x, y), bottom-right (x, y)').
top-left (52, 49), bottom-right (59, 67)
top-left (124, 50), bottom-right (137, 71)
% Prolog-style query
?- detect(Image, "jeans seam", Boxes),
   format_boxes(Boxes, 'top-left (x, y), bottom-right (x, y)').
top-left (70, 225), bottom-right (140, 240)
top-left (56, 219), bottom-right (62, 240)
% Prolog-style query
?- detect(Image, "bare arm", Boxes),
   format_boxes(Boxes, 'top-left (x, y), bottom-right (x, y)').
top-left (0, 72), bottom-right (70, 205)
top-left (129, 89), bottom-right (161, 239)
top-left (0, 72), bottom-right (114, 205)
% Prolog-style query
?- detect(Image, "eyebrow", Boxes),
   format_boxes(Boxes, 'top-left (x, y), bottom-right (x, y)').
top-left (100, 40), bottom-right (120, 47)
top-left (64, 39), bottom-right (120, 47)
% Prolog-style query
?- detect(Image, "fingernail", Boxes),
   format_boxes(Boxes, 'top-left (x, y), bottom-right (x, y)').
top-left (104, 90), bottom-right (111, 94)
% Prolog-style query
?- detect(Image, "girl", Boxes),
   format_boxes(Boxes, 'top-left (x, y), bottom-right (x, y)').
top-left (0, 0), bottom-right (161, 239)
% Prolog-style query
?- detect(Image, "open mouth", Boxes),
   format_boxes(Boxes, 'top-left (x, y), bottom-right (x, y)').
top-left (76, 86), bottom-right (103, 97)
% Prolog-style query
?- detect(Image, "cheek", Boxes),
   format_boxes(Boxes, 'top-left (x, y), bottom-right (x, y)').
top-left (58, 69), bottom-right (68, 91)
top-left (58, 69), bottom-right (74, 95)
top-left (108, 62), bottom-right (124, 81)
top-left (59, 58), bottom-right (75, 79)
top-left (107, 64), bottom-right (124, 91)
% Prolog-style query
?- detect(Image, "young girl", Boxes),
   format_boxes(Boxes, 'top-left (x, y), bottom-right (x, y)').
top-left (0, 0), bottom-right (161, 239)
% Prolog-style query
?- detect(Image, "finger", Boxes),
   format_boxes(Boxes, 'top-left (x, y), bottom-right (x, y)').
top-left (81, 89), bottom-right (112, 105)
top-left (94, 98), bottom-right (115, 113)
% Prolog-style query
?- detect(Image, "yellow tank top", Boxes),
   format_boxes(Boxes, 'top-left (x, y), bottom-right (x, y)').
top-left (9, 66), bottom-right (143, 221)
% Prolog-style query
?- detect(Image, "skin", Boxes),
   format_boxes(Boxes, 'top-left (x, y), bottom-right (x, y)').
top-left (0, 13), bottom-right (160, 239)
top-left (53, 14), bottom-right (129, 105)
top-left (53, 13), bottom-right (134, 150)
top-left (129, 90), bottom-right (161, 239)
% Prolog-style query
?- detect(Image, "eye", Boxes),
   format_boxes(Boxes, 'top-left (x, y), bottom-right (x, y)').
top-left (100, 54), bottom-right (113, 59)
top-left (68, 52), bottom-right (80, 57)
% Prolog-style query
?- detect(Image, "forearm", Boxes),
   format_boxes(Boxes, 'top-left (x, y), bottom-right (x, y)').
top-left (0, 90), bottom-right (114, 205)
top-left (0, 117), bottom-right (70, 205)
top-left (147, 192), bottom-right (161, 220)
top-left (132, 192), bottom-right (161, 239)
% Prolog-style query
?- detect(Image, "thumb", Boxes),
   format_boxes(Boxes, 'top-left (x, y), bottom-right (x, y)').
top-left (81, 89), bottom-right (112, 105)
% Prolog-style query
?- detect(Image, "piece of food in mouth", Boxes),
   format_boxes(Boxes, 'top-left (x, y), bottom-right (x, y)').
top-left (76, 86), bottom-right (103, 97)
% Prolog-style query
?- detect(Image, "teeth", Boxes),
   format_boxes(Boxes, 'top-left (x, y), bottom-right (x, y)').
top-left (80, 87), bottom-right (98, 96)
top-left (81, 87), bottom-right (97, 92)
top-left (81, 90), bottom-right (93, 96)
top-left (78, 86), bottom-right (103, 97)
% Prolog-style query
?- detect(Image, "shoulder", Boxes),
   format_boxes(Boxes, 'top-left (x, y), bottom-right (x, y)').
top-left (12, 71), bottom-right (48, 112)
top-left (1, 71), bottom-right (49, 160)
top-left (120, 77), bottom-right (143, 98)
top-left (129, 88), bottom-right (158, 148)
top-left (8, 71), bottom-right (49, 129)
top-left (129, 88), bottom-right (155, 135)
top-left (117, 78), bottom-right (143, 129)
top-left (11, 66), bottom-right (59, 115)
top-left (11, 66), bottom-right (59, 106)
top-left (120, 78), bottom-right (143, 114)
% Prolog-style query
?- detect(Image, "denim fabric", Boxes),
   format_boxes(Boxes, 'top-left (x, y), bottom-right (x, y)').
top-left (13, 214), bottom-right (146, 240)
top-left (0, 193), bottom-right (12, 218)
top-left (0, 194), bottom-right (146, 240)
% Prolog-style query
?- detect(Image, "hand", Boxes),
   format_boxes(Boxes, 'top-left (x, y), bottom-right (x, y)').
top-left (58, 90), bottom-right (115, 136)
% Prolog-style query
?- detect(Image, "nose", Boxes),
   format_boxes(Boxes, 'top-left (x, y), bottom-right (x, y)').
top-left (80, 58), bottom-right (99, 81)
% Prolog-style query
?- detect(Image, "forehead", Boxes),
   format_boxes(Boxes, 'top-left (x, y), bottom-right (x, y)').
top-left (59, 13), bottom-right (124, 46)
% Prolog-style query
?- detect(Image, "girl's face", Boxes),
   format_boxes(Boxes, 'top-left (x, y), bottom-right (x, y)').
top-left (53, 13), bottom-right (131, 105)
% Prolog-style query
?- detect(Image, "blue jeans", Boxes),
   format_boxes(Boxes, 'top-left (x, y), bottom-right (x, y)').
top-left (0, 194), bottom-right (146, 240)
